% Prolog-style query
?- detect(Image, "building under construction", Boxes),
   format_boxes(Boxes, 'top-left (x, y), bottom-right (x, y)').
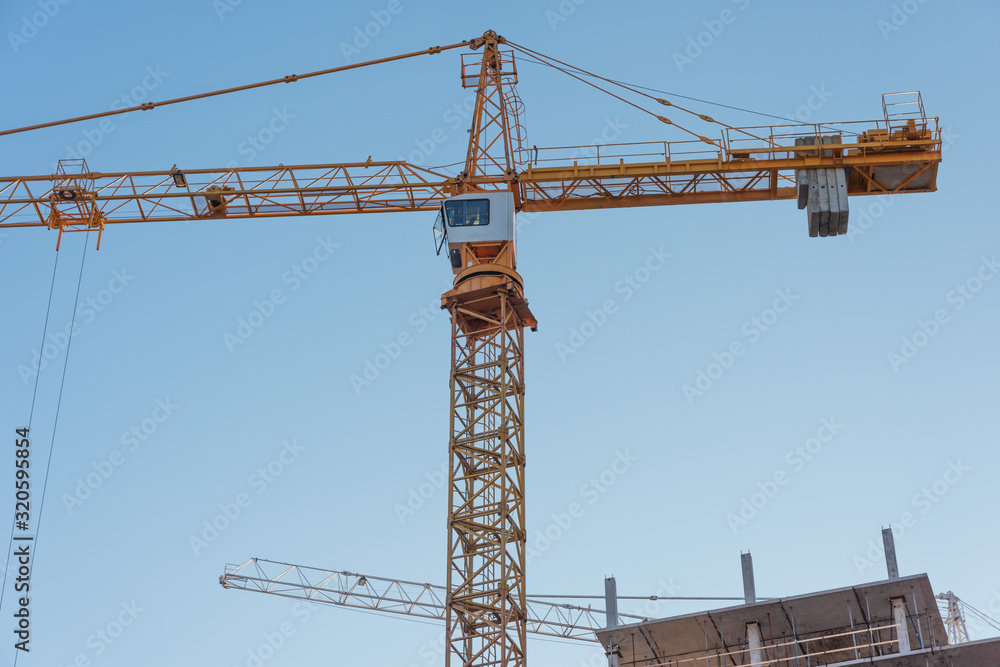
top-left (598, 534), bottom-right (1000, 666)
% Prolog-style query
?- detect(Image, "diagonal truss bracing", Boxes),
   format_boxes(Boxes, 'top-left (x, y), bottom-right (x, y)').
top-left (220, 557), bottom-right (649, 642)
top-left (0, 162), bottom-right (452, 227)
top-left (446, 289), bottom-right (528, 667)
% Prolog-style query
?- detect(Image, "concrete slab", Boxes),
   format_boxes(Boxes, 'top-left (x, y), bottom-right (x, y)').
top-left (807, 184), bottom-right (820, 237)
top-left (820, 138), bottom-right (841, 235)
top-left (816, 167), bottom-right (830, 237)
top-left (834, 166), bottom-right (850, 235)
top-left (594, 574), bottom-right (948, 666)
top-left (795, 137), bottom-right (810, 210)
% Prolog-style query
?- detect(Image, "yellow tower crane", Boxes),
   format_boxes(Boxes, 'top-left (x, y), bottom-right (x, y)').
top-left (0, 30), bottom-right (941, 667)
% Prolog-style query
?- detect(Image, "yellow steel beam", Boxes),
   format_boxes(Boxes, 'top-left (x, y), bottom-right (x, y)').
top-left (0, 141), bottom-right (941, 229)
top-left (518, 149), bottom-right (941, 181)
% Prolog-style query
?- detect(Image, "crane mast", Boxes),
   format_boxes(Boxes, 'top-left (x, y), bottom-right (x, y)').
top-left (444, 32), bottom-right (533, 667)
top-left (443, 267), bottom-right (531, 667)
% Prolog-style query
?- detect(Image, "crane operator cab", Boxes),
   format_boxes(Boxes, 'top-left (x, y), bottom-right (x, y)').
top-left (432, 191), bottom-right (516, 273)
top-left (433, 191), bottom-right (536, 331)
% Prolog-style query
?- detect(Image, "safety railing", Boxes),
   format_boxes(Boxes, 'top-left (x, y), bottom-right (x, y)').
top-left (530, 138), bottom-right (724, 169)
top-left (617, 607), bottom-right (944, 667)
top-left (726, 117), bottom-right (940, 163)
top-left (525, 115), bottom-right (940, 173)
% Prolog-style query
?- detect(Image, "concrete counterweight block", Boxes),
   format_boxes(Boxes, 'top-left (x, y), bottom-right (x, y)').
top-left (794, 135), bottom-right (849, 238)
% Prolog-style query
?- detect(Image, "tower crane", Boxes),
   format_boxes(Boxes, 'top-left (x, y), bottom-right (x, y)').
top-left (937, 591), bottom-right (971, 644)
top-left (0, 30), bottom-right (941, 667)
top-left (219, 557), bottom-right (653, 643)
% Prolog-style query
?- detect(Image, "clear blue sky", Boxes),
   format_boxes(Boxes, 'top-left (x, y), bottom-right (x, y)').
top-left (1, 1), bottom-right (998, 665)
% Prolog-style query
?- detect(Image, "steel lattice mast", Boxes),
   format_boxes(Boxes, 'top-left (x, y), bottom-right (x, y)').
top-left (444, 31), bottom-right (535, 667)
top-left (444, 281), bottom-right (532, 667)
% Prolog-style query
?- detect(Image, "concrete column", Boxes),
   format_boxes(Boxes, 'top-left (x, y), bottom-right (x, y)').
top-left (747, 621), bottom-right (765, 665)
top-left (604, 576), bottom-right (618, 628)
top-left (606, 644), bottom-right (621, 667)
top-left (883, 527), bottom-right (899, 580)
top-left (742, 552), bottom-right (756, 604)
top-left (891, 596), bottom-right (911, 653)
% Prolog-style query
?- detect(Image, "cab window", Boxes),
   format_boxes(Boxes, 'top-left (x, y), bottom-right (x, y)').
top-left (445, 199), bottom-right (490, 227)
